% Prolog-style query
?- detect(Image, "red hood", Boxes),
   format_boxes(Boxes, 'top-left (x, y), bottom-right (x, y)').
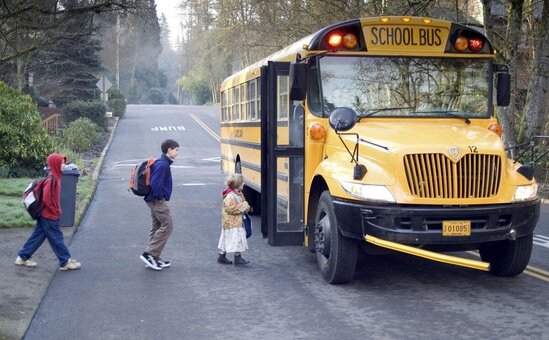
top-left (221, 187), bottom-right (235, 198)
top-left (47, 153), bottom-right (65, 177)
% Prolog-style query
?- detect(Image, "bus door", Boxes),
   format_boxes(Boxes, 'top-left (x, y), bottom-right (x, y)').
top-left (260, 61), bottom-right (304, 246)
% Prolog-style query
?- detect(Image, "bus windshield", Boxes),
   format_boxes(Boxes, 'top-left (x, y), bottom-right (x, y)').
top-left (317, 56), bottom-right (491, 119)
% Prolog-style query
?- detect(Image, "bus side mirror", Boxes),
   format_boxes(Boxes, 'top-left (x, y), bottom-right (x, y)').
top-left (329, 107), bottom-right (358, 132)
top-left (289, 62), bottom-right (308, 101)
top-left (496, 70), bottom-right (511, 107)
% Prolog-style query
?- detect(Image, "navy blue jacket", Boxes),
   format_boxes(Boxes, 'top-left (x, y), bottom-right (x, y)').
top-left (144, 154), bottom-right (173, 202)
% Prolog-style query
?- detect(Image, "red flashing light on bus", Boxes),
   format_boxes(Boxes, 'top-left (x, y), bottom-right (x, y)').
top-left (468, 37), bottom-right (483, 52)
top-left (327, 33), bottom-right (343, 47)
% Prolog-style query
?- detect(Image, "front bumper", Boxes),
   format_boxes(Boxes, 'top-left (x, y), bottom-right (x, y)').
top-left (333, 198), bottom-right (540, 245)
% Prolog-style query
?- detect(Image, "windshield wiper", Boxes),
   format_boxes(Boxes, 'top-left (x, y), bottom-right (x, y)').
top-left (358, 107), bottom-right (414, 120)
top-left (411, 110), bottom-right (471, 124)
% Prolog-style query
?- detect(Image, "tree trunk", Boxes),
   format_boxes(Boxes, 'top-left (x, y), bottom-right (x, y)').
top-left (524, 0), bottom-right (549, 139)
top-left (495, 0), bottom-right (524, 148)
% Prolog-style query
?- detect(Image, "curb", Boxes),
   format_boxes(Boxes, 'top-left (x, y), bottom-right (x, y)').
top-left (70, 116), bottom-right (119, 237)
top-left (77, 116), bottom-right (119, 225)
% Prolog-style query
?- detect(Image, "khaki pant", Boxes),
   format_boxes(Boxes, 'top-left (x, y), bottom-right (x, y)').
top-left (145, 200), bottom-right (174, 259)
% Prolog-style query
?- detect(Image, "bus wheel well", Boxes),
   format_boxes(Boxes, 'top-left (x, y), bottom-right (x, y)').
top-left (235, 156), bottom-right (242, 174)
top-left (307, 176), bottom-right (328, 249)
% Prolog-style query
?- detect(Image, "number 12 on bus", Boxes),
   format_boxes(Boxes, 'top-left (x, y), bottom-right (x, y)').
top-left (220, 16), bottom-right (539, 284)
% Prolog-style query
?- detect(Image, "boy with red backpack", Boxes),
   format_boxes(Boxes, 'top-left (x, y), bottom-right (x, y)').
top-left (139, 139), bottom-right (179, 271)
top-left (15, 153), bottom-right (81, 271)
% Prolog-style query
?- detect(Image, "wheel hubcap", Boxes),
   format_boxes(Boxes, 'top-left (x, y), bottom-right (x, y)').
top-left (315, 213), bottom-right (331, 262)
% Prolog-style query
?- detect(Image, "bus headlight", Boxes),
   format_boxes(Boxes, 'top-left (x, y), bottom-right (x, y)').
top-left (341, 182), bottom-right (396, 203)
top-left (512, 183), bottom-right (538, 202)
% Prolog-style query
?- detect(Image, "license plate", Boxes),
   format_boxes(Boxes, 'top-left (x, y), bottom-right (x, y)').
top-left (442, 220), bottom-right (471, 236)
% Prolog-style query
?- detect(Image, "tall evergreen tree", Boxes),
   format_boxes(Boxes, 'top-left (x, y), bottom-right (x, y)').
top-left (32, 0), bottom-right (103, 107)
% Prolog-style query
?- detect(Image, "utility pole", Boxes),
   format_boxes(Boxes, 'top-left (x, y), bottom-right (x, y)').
top-left (116, 13), bottom-right (120, 89)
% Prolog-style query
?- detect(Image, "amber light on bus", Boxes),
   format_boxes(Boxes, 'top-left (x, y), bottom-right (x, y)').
top-left (488, 123), bottom-right (503, 137)
top-left (309, 123), bottom-right (326, 140)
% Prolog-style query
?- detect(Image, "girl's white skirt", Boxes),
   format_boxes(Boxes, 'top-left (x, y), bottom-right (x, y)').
top-left (218, 227), bottom-right (248, 253)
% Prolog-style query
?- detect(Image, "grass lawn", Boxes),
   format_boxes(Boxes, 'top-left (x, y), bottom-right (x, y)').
top-left (0, 175), bottom-right (94, 228)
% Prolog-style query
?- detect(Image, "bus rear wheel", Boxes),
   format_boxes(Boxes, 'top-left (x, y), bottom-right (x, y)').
top-left (314, 191), bottom-right (357, 284)
top-left (479, 234), bottom-right (533, 277)
top-left (242, 185), bottom-right (261, 215)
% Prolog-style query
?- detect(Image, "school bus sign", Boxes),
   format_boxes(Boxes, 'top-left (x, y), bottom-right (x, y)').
top-left (362, 18), bottom-right (449, 53)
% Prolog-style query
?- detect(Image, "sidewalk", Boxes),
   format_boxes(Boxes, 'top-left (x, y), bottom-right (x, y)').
top-left (0, 118), bottom-right (118, 340)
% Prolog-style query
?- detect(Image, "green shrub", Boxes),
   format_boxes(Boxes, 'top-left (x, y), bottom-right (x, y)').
top-left (177, 75), bottom-right (211, 105)
top-left (107, 87), bottom-right (124, 100)
top-left (62, 100), bottom-right (107, 128)
top-left (0, 81), bottom-right (54, 177)
top-left (107, 87), bottom-right (127, 117)
top-left (49, 135), bottom-right (83, 168)
top-left (109, 99), bottom-right (127, 117)
top-left (62, 118), bottom-right (101, 153)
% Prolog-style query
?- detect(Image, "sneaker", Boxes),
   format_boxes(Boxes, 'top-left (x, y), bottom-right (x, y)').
top-left (140, 252), bottom-right (162, 271)
top-left (15, 256), bottom-right (37, 267)
top-left (157, 259), bottom-right (171, 268)
top-left (60, 259), bottom-right (81, 271)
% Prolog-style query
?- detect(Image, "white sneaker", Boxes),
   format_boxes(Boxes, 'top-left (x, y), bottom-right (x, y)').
top-left (140, 252), bottom-right (162, 271)
top-left (60, 259), bottom-right (81, 271)
top-left (15, 256), bottom-right (37, 267)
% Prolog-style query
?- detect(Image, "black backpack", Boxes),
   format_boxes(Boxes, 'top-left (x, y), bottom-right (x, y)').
top-left (22, 177), bottom-right (49, 220)
top-left (129, 158), bottom-right (156, 196)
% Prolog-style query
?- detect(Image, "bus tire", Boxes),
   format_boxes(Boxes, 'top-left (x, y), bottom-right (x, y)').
top-left (235, 161), bottom-right (242, 174)
top-left (479, 234), bottom-right (533, 277)
top-left (243, 185), bottom-right (261, 215)
top-left (314, 191), bottom-right (357, 284)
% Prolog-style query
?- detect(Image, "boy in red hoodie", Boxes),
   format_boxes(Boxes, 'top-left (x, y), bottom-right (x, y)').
top-left (15, 153), bottom-right (81, 271)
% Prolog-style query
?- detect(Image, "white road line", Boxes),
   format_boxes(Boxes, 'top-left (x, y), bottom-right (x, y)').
top-left (202, 157), bottom-right (221, 162)
top-left (533, 234), bottom-right (549, 248)
top-left (190, 114), bottom-right (220, 141)
top-left (181, 183), bottom-right (206, 186)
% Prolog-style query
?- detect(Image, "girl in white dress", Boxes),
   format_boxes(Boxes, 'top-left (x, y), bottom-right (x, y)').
top-left (217, 173), bottom-right (251, 265)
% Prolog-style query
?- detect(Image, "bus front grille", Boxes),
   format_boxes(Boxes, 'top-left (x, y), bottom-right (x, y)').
top-left (403, 153), bottom-right (501, 199)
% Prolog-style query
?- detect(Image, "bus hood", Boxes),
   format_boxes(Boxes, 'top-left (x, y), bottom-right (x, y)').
top-left (348, 121), bottom-right (504, 153)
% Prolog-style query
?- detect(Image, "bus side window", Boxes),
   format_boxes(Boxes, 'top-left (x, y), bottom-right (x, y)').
top-left (308, 63), bottom-right (322, 117)
top-left (290, 102), bottom-right (304, 147)
top-left (278, 76), bottom-right (289, 120)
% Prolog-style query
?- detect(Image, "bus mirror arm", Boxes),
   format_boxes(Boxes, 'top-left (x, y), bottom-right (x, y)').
top-left (336, 131), bottom-right (367, 180)
top-left (329, 107), bottom-right (366, 179)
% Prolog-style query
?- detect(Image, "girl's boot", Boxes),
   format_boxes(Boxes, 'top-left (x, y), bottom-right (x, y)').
top-left (234, 254), bottom-right (250, 266)
top-left (217, 253), bottom-right (232, 264)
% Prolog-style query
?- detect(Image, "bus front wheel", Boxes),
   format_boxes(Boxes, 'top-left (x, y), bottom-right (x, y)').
top-left (314, 191), bottom-right (357, 284)
top-left (479, 234), bottom-right (533, 277)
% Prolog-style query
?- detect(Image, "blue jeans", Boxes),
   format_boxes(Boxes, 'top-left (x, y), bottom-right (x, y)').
top-left (18, 217), bottom-right (71, 267)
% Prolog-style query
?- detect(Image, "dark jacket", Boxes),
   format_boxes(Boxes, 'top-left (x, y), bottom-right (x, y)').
top-left (41, 153), bottom-right (64, 220)
top-left (144, 154), bottom-right (173, 202)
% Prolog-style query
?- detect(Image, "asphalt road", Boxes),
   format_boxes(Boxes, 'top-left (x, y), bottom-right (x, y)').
top-left (24, 105), bottom-right (549, 340)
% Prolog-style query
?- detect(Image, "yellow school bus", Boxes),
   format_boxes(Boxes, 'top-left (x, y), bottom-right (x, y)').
top-left (220, 16), bottom-right (540, 283)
